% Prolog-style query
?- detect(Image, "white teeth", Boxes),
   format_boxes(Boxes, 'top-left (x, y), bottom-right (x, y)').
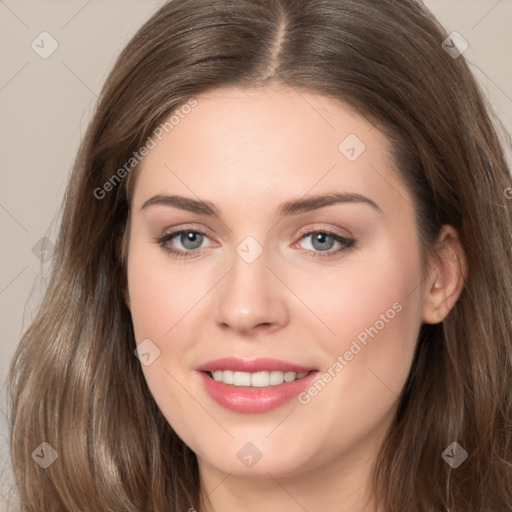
top-left (269, 370), bottom-right (284, 385)
top-left (210, 370), bottom-right (310, 386)
top-left (233, 371), bottom-right (251, 386)
top-left (251, 371), bottom-right (269, 387)
top-left (222, 370), bottom-right (234, 384)
top-left (284, 371), bottom-right (296, 382)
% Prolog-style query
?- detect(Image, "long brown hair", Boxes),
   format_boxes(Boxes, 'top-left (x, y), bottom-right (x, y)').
top-left (8, 0), bottom-right (512, 510)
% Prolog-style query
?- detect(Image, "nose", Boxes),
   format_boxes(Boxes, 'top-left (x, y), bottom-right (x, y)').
top-left (214, 246), bottom-right (289, 336)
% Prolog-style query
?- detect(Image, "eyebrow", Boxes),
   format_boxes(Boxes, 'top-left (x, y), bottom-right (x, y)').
top-left (140, 191), bottom-right (382, 217)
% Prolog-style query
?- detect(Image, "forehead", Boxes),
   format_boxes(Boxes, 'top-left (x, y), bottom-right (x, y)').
top-left (131, 84), bottom-right (410, 219)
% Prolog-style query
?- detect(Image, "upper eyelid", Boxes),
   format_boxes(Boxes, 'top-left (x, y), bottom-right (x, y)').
top-left (159, 225), bottom-right (351, 237)
top-left (297, 225), bottom-right (353, 239)
top-left (160, 224), bottom-right (214, 239)
top-left (160, 229), bottom-right (215, 247)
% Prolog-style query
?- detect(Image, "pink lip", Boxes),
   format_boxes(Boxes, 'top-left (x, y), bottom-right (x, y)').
top-left (196, 357), bottom-right (315, 373)
top-left (196, 357), bottom-right (318, 413)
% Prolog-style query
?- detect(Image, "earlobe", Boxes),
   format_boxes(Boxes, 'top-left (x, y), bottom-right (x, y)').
top-left (421, 225), bottom-right (467, 324)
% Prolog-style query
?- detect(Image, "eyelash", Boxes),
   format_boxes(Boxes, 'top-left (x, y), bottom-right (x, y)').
top-left (153, 227), bottom-right (355, 260)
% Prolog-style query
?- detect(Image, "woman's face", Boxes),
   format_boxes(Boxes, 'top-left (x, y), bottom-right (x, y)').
top-left (126, 84), bottom-right (429, 481)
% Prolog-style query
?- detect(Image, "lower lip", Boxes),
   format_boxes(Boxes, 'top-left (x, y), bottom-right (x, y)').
top-left (199, 371), bottom-right (318, 413)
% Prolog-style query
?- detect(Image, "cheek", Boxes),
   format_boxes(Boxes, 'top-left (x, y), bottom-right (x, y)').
top-left (339, 254), bottom-right (421, 354)
top-left (126, 243), bottom-right (207, 427)
top-left (294, 236), bottom-right (422, 347)
top-left (289, 245), bottom-right (423, 457)
top-left (127, 237), bottom-right (208, 342)
top-left (127, 274), bottom-right (170, 345)
top-left (294, 236), bottom-right (423, 398)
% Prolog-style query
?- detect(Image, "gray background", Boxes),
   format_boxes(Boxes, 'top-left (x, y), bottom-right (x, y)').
top-left (1, 1), bottom-right (511, 509)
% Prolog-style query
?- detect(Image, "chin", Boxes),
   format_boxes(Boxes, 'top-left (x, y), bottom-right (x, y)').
top-left (192, 434), bottom-right (321, 479)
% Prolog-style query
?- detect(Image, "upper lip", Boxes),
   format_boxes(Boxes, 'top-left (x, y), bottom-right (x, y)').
top-left (196, 357), bottom-right (316, 373)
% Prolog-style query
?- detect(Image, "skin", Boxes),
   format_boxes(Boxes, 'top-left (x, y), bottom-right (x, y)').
top-left (125, 84), bottom-right (465, 512)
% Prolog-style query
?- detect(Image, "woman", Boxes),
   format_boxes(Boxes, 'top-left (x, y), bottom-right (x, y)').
top-left (8, 0), bottom-right (512, 511)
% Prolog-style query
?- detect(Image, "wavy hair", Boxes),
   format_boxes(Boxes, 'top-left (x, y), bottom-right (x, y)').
top-left (8, 0), bottom-right (512, 510)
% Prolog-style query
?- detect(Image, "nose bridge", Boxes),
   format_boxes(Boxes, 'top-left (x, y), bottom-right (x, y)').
top-left (214, 236), bottom-right (288, 334)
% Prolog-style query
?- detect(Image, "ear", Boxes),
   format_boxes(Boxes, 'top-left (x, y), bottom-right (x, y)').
top-left (421, 225), bottom-right (467, 324)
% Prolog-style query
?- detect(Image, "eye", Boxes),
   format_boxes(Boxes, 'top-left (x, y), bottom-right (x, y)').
top-left (154, 229), bottom-right (214, 258)
top-left (154, 227), bottom-right (355, 260)
top-left (294, 229), bottom-right (355, 259)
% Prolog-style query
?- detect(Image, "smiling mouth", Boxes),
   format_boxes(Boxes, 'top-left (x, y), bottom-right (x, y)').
top-left (199, 360), bottom-right (319, 413)
top-left (205, 370), bottom-right (312, 387)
